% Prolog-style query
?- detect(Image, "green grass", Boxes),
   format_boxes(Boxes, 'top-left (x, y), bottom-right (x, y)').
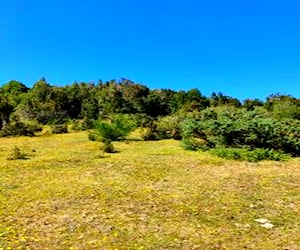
top-left (0, 132), bottom-right (299, 249)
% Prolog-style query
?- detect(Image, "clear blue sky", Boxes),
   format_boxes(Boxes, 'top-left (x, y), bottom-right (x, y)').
top-left (1, 0), bottom-right (300, 100)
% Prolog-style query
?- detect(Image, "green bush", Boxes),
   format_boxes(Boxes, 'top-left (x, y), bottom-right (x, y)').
top-left (92, 115), bottom-right (136, 142)
top-left (181, 137), bottom-right (210, 151)
top-left (182, 107), bottom-right (300, 159)
top-left (52, 124), bottom-right (68, 134)
top-left (70, 118), bottom-right (95, 131)
top-left (141, 114), bottom-right (184, 141)
top-left (89, 115), bottom-right (136, 153)
top-left (101, 140), bottom-right (116, 153)
top-left (0, 120), bottom-right (42, 137)
top-left (141, 128), bottom-right (163, 141)
top-left (155, 115), bottom-right (183, 140)
top-left (209, 148), bottom-right (290, 162)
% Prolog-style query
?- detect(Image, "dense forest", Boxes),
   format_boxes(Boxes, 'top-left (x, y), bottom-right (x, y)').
top-left (1, 78), bottom-right (300, 161)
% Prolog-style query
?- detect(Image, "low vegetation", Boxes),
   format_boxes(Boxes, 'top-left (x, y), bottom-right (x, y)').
top-left (88, 114), bottom-right (136, 153)
top-left (1, 78), bottom-right (300, 248)
top-left (181, 108), bottom-right (300, 161)
top-left (1, 78), bottom-right (300, 161)
top-left (0, 132), bottom-right (299, 249)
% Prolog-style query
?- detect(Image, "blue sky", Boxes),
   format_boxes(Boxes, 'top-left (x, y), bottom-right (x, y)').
top-left (1, 0), bottom-right (300, 100)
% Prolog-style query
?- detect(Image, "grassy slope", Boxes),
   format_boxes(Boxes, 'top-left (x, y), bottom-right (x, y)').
top-left (0, 132), bottom-right (299, 250)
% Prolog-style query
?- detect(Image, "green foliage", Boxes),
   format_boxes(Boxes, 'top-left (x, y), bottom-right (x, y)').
top-left (51, 124), bottom-right (68, 134)
top-left (141, 128), bottom-right (163, 141)
top-left (181, 137), bottom-right (210, 151)
top-left (91, 114), bottom-right (136, 142)
top-left (7, 146), bottom-right (28, 160)
top-left (272, 101), bottom-right (300, 120)
top-left (243, 98), bottom-right (264, 111)
top-left (182, 107), bottom-right (300, 160)
top-left (101, 139), bottom-right (116, 153)
top-left (2, 77), bottom-right (300, 159)
top-left (155, 115), bottom-right (183, 140)
top-left (143, 90), bottom-right (173, 117)
top-left (141, 114), bottom-right (185, 141)
top-left (0, 119), bottom-right (42, 137)
top-left (210, 92), bottom-right (241, 107)
top-left (70, 118), bottom-right (94, 131)
top-left (209, 147), bottom-right (290, 162)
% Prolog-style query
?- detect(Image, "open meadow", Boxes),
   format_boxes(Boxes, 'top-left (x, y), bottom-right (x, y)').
top-left (0, 132), bottom-right (299, 249)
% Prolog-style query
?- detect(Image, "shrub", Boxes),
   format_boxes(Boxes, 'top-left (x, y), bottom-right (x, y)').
top-left (89, 114), bottom-right (136, 153)
top-left (7, 146), bottom-right (29, 160)
top-left (101, 140), bottom-right (116, 153)
top-left (141, 114), bottom-right (184, 141)
top-left (52, 124), bottom-right (68, 134)
top-left (209, 148), bottom-right (290, 162)
top-left (181, 107), bottom-right (300, 159)
top-left (141, 128), bottom-right (162, 141)
top-left (181, 137), bottom-right (209, 151)
top-left (155, 115), bottom-right (183, 140)
top-left (0, 120), bottom-right (42, 137)
top-left (70, 118), bottom-right (94, 131)
top-left (91, 114), bottom-right (136, 142)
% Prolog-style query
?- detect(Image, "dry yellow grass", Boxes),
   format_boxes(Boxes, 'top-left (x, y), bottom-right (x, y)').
top-left (0, 132), bottom-right (299, 249)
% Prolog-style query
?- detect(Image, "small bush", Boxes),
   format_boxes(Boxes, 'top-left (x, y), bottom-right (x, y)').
top-left (7, 146), bottom-right (29, 160)
top-left (182, 137), bottom-right (209, 151)
top-left (0, 120), bottom-right (42, 137)
top-left (155, 115), bottom-right (183, 140)
top-left (141, 115), bottom-right (184, 141)
top-left (101, 140), bottom-right (116, 153)
top-left (141, 128), bottom-right (164, 141)
top-left (91, 114), bottom-right (136, 142)
top-left (88, 131), bottom-right (98, 141)
top-left (70, 119), bottom-right (94, 131)
top-left (209, 147), bottom-right (290, 162)
top-left (52, 124), bottom-right (68, 134)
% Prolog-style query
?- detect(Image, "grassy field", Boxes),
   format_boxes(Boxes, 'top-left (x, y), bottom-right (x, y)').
top-left (0, 132), bottom-right (299, 250)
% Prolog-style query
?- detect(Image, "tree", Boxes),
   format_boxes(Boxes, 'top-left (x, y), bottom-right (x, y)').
top-left (272, 101), bottom-right (300, 120)
top-left (90, 114), bottom-right (136, 153)
top-left (243, 98), bottom-right (264, 111)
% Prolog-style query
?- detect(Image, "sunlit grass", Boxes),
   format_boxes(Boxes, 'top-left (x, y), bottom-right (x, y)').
top-left (0, 132), bottom-right (299, 249)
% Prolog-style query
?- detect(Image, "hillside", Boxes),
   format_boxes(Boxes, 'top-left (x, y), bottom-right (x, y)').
top-left (0, 132), bottom-right (299, 249)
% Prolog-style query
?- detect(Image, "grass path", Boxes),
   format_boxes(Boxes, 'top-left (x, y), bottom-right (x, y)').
top-left (0, 132), bottom-right (299, 249)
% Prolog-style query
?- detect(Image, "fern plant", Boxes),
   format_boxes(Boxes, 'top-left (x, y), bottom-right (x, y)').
top-left (89, 114), bottom-right (136, 153)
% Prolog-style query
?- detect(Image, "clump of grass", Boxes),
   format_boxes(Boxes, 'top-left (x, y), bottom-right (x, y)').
top-left (7, 146), bottom-right (29, 160)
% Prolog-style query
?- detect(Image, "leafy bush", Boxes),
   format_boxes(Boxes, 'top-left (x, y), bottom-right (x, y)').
top-left (52, 124), bottom-right (68, 134)
top-left (141, 114), bottom-right (184, 141)
top-left (209, 148), bottom-right (290, 162)
top-left (70, 118), bottom-right (94, 131)
top-left (155, 115), bottom-right (183, 140)
top-left (101, 140), bottom-right (116, 153)
top-left (89, 113), bottom-right (136, 155)
top-left (88, 131), bottom-right (98, 141)
top-left (89, 114), bottom-right (136, 153)
top-left (0, 120), bottom-right (42, 137)
top-left (181, 137), bottom-right (210, 151)
top-left (141, 128), bottom-right (163, 141)
top-left (182, 107), bottom-right (300, 159)
top-left (92, 114), bottom-right (136, 142)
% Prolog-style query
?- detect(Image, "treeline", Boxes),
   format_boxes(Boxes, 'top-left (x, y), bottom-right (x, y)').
top-left (1, 77), bottom-right (300, 160)
top-left (0, 77), bottom-right (244, 126)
